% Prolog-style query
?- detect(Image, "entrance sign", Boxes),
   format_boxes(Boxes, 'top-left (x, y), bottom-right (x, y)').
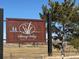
top-left (6, 18), bottom-right (46, 43)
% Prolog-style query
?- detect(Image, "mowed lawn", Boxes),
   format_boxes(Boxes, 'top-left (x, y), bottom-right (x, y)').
top-left (3, 43), bottom-right (79, 59)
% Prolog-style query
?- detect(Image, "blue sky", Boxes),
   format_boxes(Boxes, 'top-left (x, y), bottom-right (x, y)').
top-left (0, 0), bottom-right (79, 39)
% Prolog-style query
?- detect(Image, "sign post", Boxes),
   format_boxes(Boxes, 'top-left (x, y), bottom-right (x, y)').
top-left (0, 8), bottom-right (3, 59)
top-left (47, 12), bottom-right (52, 56)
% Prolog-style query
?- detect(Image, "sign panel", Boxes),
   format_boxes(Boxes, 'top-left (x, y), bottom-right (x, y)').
top-left (6, 18), bottom-right (46, 43)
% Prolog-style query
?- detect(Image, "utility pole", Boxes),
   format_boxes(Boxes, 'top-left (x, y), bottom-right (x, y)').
top-left (0, 8), bottom-right (3, 59)
top-left (47, 12), bottom-right (52, 56)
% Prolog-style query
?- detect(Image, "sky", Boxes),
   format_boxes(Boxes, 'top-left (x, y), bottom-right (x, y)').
top-left (0, 0), bottom-right (79, 39)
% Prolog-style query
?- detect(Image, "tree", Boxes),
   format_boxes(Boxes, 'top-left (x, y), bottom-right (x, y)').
top-left (39, 0), bottom-right (79, 56)
top-left (70, 38), bottom-right (79, 53)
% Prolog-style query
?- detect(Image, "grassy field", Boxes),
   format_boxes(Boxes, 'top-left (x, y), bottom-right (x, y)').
top-left (3, 43), bottom-right (79, 59)
top-left (3, 43), bottom-right (48, 59)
